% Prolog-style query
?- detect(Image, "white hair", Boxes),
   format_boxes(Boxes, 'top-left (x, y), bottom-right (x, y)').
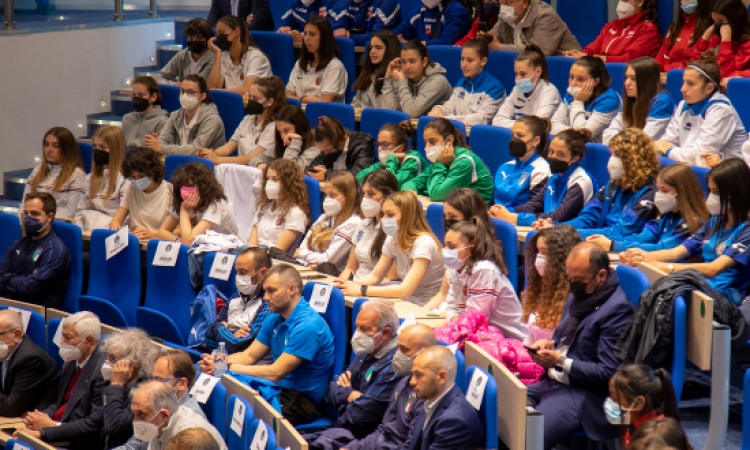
top-left (103, 328), bottom-right (160, 379)
top-left (361, 299), bottom-right (399, 335)
top-left (0, 310), bottom-right (24, 333)
top-left (134, 380), bottom-right (180, 413)
top-left (62, 311), bottom-right (102, 344)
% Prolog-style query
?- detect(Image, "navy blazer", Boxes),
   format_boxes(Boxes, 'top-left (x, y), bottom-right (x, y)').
top-left (40, 346), bottom-right (107, 449)
top-left (402, 384), bottom-right (484, 450)
top-left (527, 287), bottom-right (635, 440)
top-left (207, 0), bottom-right (273, 30)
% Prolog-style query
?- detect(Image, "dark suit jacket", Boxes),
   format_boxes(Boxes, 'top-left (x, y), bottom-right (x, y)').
top-left (39, 346), bottom-right (107, 449)
top-left (207, 0), bottom-right (274, 30)
top-left (402, 385), bottom-right (484, 450)
top-left (0, 336), bottom-right (60, 417)
top-left (526, 288), bottom-right (635, 440)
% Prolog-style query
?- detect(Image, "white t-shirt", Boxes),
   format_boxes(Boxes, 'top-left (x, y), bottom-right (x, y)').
top-left (382, 234), bottom-right (444, 306)
top-left (230, 115), bottom-right (276, 157)
top-left (122, 180), bottom-right (173, 230)
top-left (286, 58), bottom-right (348, 103)
top-left (170, 199), bottom-right (240, 237)
top-left (252, 204), bottom-right (308, 249)
top-left (298, 214), bottom-right (362, 272)
top-left (353, 218), bottom-right (380, 279)
top-left (221, 47), bottom-right (272, 89)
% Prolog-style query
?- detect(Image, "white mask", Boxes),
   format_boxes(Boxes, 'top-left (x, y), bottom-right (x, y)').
top-left (616, 0), bottom-right (636, 19)
top-left (265, 180), bottom-right (280, 200)
top-left (607, 156), bottom-right (624, 180)
top-left (421, 0), bottom-right (441, 8)
top-left (59, 340), bottom-right (86, 362)
top-left (351, 329), bottom-right (382, 354)
top-left (498, 4), bottom-right (517, 24)
top-left (236, 274), bottom-right (259, 296)
top-left (381, 217), bottom-right (399, 236)
top-left (654, 192), bottom-right (678, 214)
top-left (379, 150), bottom-right (393, 165)
top-left (425, 145), bottom-right (442, 163)
top-left (179, 93), bottom-right (200, 110)
top-left (361, 198), bottom-right (382, 218)
top-left (101, 360), bottom-right (113, 381)
top-left (534, 254), bottom-right (547, 276)
top-left (706, 193), bottom-right (721, 215)
top-left (323, 198), bottom-right (343, 216)
top-left (567, 85), bottom-right (581, 97)
top-left (132, 412), bottom-right (163, 442)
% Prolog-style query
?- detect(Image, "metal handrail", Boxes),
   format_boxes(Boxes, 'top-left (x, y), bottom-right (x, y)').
top-left (3, 0), bottom-right (16, 30)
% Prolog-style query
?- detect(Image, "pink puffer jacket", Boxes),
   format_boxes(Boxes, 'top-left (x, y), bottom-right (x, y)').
top-left (434, 310), bottom-right (545, 385)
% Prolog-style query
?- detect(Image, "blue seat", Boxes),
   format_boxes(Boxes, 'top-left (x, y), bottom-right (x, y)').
top-left (202, 382), bottom-right (227, 440)
top-left (359, 109), bottom-right (411, 149)
top-left (203, 252), bottom-right (238, 299)
top-left (415, 116), bottom-right (466, 158)
top-left (0, 306), bottom-right (45, 349)
top-left (435, 341), bottom-right (467, 394)
top-left (159, 84), bottom-right (181, 113)
top-left (77, 141), bottom-right (93, 174)
top-left (335, 37), bottom-right (357, 103)
top-left (52, 221), bottom-right (83, 313)
top-left (426, 203), bottom-right (444, 240)
top-left (0, 212), bottom-right (20, 261)
top-left (164, 155), bottom-right (215, 181)
top-left (581, 143), bottom-right (610, 189)
top-left (606, 63), bottom-right (627, 97)
top-left (466, 366), bottom-right (498, 449)
top-left (666, 69), bottom-right (684, 103)
top-left (523, 229), bottom-right (538, 286)
top-left (164, 341), bottom-right (203, 363)
top-left (470, 125), bottom-right (513, 176)
top-left (546, 56), bottom-right (575, 96)
top-left (691, 166), bottom-right (710, 196)
top-left (428, 45), bottom-right (463, 86)
top-left (672, 296), bottom-right (687, 402)
top-left (304, 175), bottom-right (323, 221)
top-left (211, 90), bottom-right (245, 142)
top-left (137, 240), bottom-right (196, 345)
top-left (4, 440), bottom-right (31, 450)
top-left (305, 102), bottom-right (356, 131)
top-left (252, 31), bottom-right (296, 85)
top-left (350, 297), bottom-right (367, 363)
top-left (727, 77), bottom-right (750, 129)
top-left (228, 395), bottom-right (255, 449)
top-left (615, 265), bottom-right (651, 307)
top-left (78, 229), bottom-right (141, 328)
top-left (247, 418), bottom-right (278, 450)
top-left (492, 218), bottom-right (519, 293)
top-left (657, 0), bottom-right (674, 35)
top-left (47, 317), bottom-right (64, 369)
top-left (287, 97), bottom-right (302, 109)
top-left (658, 156), bottom-right (676, 169)
top-left (487, 51), bottom-right (519, 97)
top-left (556, 0), bottom-right (607, 51)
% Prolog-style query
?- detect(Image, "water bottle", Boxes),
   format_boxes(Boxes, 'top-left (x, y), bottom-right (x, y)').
top-left (212, 342), bottom-right (228, 376)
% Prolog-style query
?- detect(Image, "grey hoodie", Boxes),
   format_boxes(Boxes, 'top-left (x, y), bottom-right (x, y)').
top-left (351, 74), bottom-right (386, 110)
top-left (380, 62), bottom-right (453, 118)
top-left (122, 107), bottom-right (169, 147)
top-left (153, 49), bottom-right (215, 85)
top-left (158, 102), bottom-right (226, 155)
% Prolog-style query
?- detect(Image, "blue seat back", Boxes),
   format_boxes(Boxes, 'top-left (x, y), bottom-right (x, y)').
top-left (658, 156), bottom-right (676, 169)
top-left (251, 31), bottom-right (296, 85)
top-left (672, 295), bottom-right (686, 402)
top-left (546, 56), bottom-right (575, 96)
top-left (304, 175), bottom-right (323, 222)
top-left (492, 218), bottom-right (519, 293)
top-left (727, 77), bottom-right (750, 129)
top-left (606, 63), bottom-right (627, 97)
top-left (303, 282), bottom-right (347, 379)
top-left (692, 166), bottom-right (710, 196)
top-left (615, 265), bottom-right (651, 307)
top-left (87, 229), bottom-right (142, 325)
top-left (77, 141), bottom-right (93, 174)
top-left (203, 382), bottom-right (228, 440)
top-left (0, 213), bottom-right (20, 263)
top-left (334, 37), bottom-right (357, 103)
top-left (306, 102), bottom-right (356, 131)
top-left (470, 125), bottom-right (513, 177)
top-left (455, 348), bottom-right (466, 394)
top-left (47, 317), bottom-right (64, 369)
top-left (487, 51), bottom-right (519, 97)
top-left (350, 297), bottom-right (367, 363)
top-left (581, 143), bottom-right (610, 189)
top-left (557, 0), bottom-right (608, 51)
top-left (164, 155), bottom-right (215, 181)
top-left (247, 418), bottom-right (278, 450)
top-left (426, 203), bottom-right (444, 241)
top-left (666, 69), bottom-right (684, 103)
top-left (287, 97), bottom-right (302, 109)
top-left (227, 394), bottom-right (255, 448)
top-left (657, 0), bottom-right (675, 35)
top-left (145, 240), bottom-right (196, 340)
top-left (4, 440), bottom-right (32, 450)
top-left (359, 109), bottom-right (411, 150)
top-left (137, 307), bottom-right (186, 345)
top-left (211, 90), bottom-right (245, 142)
top-left (203, 252), bottom-right (238, 299)
top-left (428, 45), bottom-right (463, 86)
top-left (466, 366), bottom-right (498, 449)
top-left (0, 306), bottom-right (45, 349)
top-left (415, 116), bottom-right (466, 157)
top-left (52, 221), bottom-right (83, 313)
top-left (159, 84), bottom-right (182, 113)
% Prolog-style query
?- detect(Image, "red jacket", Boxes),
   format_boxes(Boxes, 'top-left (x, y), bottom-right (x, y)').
top-left (582, 12), bottom-right (661, 62)
top-left (455, 16), bottom-right (498, 46)
top-left (655, 13), bottom-right (700, 72)
top-left (694, 36), bottom-right (750, 78)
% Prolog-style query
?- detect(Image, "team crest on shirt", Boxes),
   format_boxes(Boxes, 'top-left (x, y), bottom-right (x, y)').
top-left (640, 200), bottom-right (654, 208)
top-left (367, 6), bottom-right (373, 17)
top-left (358, 230), bottom-right (365, 241)
top-left (462, 285), bottom-right (468, 296)
top-left (731, 243), bottom-right (747, 253)
top-left (458, 91), bottom-right (465, 99)
top-left (425, 24), bottom-right (432, 36)
top-left (315, 77), bottom-right (321, 86)
top-left (518, 172), bottom-right (528, 186)
top-left (319, 7), bottom-right (326, 15)
top-left (276, 218), bottom-right (283, 227)
top-left (685, 122), bottom-right (692, 131)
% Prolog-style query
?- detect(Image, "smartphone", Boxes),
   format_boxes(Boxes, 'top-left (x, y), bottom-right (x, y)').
top-left (524, 345), bottom-right (538, 355)
top-left (478, 21), bottom-right (488, 33)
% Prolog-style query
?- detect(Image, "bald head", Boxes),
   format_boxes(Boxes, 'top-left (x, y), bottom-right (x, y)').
top-left (568, 242), bottom-right (610, 276)
top-left (0, 310), bottom-right (24, 334)
top-left (399, 324), bottom-right (437, 355)
top-left (416, 346), bottom-right (457, 382)
top-left (410, 345), bottom-right (457, 401)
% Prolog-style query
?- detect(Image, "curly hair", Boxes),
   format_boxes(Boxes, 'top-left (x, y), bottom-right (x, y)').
top-left (257, 158), bottom-right (311, 224)
top-left (121, 147), bottom-right (165, 185)
top-left (169, 162), bottom-right (227, 214)
top-left (103, 328), bottom-right (160, 379)
top-left (522, 225), bottom-right (581, 330)
top-left (608, 128), bottom-right (659, 191)
top-left (307, 171), bottom-right (360, 251)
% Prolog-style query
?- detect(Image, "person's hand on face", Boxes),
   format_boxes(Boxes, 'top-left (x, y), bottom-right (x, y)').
top-left (283, 132), bottom-right (302, 146)
top-left (111, 359), bottom-right (134, 386)
top-left (436, 141), bottom-right (455, 166)
top-left (291, 30), bottom-right (303, 42)
top-left (198, 354), bottom-right (215, 375)
top-left (719, 23), bottom-right (732, 41)
top-left (208, 36), bottom-right (221, 54)
top-left (574, 79), bottom-right (595, 102)
top-left (182, 192), bottom-right (200, 211)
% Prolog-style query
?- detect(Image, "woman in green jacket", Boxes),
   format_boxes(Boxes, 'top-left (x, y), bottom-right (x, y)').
top-left (356, 121), bottom-right (429, 187)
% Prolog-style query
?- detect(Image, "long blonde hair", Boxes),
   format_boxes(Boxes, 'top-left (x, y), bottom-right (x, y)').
top-left (89, 126), bottom-right (126, 207)
top-left (307, 171), bottom-right (360, 251)
top-left (33, 127), bottom-right (84, 192)
top-left (387, 191), bottom-right (440, 252)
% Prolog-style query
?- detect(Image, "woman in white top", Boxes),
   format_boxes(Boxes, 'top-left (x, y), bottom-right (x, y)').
top-left (286, 16), bottom-right (348, 103)
top-left (294, 171), bottom-right (362, 274)
top-left (248, 158), bottom-right (311, 252)
top-left (156, 162), bottom-right (239, 245)
top-left (207, 15), bottom-right (272, 95)
top-left (270, 105), bottom-right (322, 171)
top-left (198, 76), bottom-right (286, 166)
top-left (74, 126), bottom-right (129, 232)
top-left (109, 147), bottom-right (173, 240)
top-left (339, 169), bottom-right (400, 281)
top-left (23, 127), bottom-right (86, 220)
top-left (493, 44), bottom-right (561, 129)
top-left (335, 190), bottom-right (445, 306)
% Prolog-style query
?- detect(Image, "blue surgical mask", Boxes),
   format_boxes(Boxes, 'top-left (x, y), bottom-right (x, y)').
top-left (442, 247), bottom-right (469, 271)
top-left (516, 77), bottom-right (536, 94)
top-left (381, 218), bottom-right (399, 236)
top-left (681, 0), bottom-right (697, 15)
top-left (603, 397), bottom-right (635, 425)
top-left (131, 177), bottom-right (152, 191)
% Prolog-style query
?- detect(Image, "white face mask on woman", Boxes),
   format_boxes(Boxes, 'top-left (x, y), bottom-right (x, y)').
top-left (615, 0), bottom-right (636, 19)
top-left (323, 198), bottom-right (343, 216)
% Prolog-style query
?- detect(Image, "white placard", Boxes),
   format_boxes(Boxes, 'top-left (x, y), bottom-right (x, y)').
top-left (152, 241), bottom-right (181, 267)
top-left (105, 226), bottom-right (129, 260)
top-left (209, 253), bottom-right (236, 281)
top-left (250, 419), bottom-right (269, 450)
top-left (53, 321), bottom-right (63, 347)
top-left (397, 312), bottom-right (417, 334)
top-left (309, 284), bottom-right (332, 313)
top-left (189, 373), bottom-right (220, 404)
top-left (230, 399), bottom-right (245, 436)
top-left (448, 343), bottom-right (459, 354)
top-left (8, 307), bottom-right (30, 333)
top-left (465, 369), bottom-right (488, 410)
top-left (13, 444), bottom-right (26, 450)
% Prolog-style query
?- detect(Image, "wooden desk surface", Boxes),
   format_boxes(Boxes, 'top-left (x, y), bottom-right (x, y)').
top-left (81, 231), bottom-right (149, 251)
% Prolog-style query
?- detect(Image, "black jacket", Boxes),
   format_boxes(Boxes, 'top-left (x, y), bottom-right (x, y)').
top-left (40, 346), bottom-right (107, 449)
top-left (207, 0), bottom-right (274, 30)
top-left (0, 336), bottom-right (60, 417)
top-left (306, 131), bottom-right (376, 177)
top-left (101, 377), bottom-right (147, 449)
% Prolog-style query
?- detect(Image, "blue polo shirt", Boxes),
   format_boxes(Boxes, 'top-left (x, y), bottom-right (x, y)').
top-left (255, 299), bottom-right (334, 403)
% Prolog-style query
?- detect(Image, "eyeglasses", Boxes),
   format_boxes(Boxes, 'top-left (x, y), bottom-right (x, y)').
top-left (180, 89), bottom-right (198, 96)
top-left (0, 329), bottom-right (18, 336)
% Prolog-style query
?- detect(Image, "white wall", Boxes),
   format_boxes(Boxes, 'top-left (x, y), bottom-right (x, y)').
top-left (0, 21), bottom-right (173, 193)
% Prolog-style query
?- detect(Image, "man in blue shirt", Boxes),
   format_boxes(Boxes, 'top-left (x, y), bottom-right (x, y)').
top-left (199, 264), bottom-right (334, 424)
top-left (392, 0), bottom-right (472, 46)
top-left (0, 193), bottom-right (70, 309)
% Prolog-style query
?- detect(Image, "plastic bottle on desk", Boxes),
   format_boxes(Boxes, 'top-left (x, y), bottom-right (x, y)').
top-left (212, 342), bottom-right (228, 376)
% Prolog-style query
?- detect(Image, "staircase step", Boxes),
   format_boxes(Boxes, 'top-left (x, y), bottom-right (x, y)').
top-left (87, 113), bottom-right (123, 138)
top-left (134, 65), bottom-right (160, 78)
top-left (156, 40), bottom-right (182, 70)
top-left (3, 168), bottom-right (33, 203)
top-left (174, 18), bottom-right (190, 47)
top-left (111, 90), bottom-right (135, 116)
top-left (0, 197), bottom-right (20, 215)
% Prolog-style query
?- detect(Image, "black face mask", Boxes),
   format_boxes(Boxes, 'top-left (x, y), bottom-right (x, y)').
top-left (216, 33), bottom-right (232, 52)
top-left (93, 149), bottom-right (110, 166)
top-left (547, 157), bottom-right (570, 174)
top-left (187, 40), bottom-right (207, 54)
top-left (244, 100), bottom-right (265, 116)
top-left (443, 218), bottom-right (458, 234)
top-left (509, 137), bottom-right (529, 158)
top-left (714, 23), bottom-right (726, 36)
top-left (569, 276), bottom-right (599, 301)
top-left (132, 96), bottom-right (150, 113)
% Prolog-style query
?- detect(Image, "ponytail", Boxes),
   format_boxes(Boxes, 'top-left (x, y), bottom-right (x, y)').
top-left (516, 115), bottom-right (552, 157)
top-left (613, 365), bottom-right (680, 423)
top-left (449, 217), bottom-right (507, 275)
top-left (655, 368), bottom-right (679, 421)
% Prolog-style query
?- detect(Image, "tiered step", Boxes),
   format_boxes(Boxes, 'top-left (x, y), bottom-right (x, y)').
top-left (156, 40), bottom-right (183, 69)
top-left (1, 168), bottom-right (33, 214)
